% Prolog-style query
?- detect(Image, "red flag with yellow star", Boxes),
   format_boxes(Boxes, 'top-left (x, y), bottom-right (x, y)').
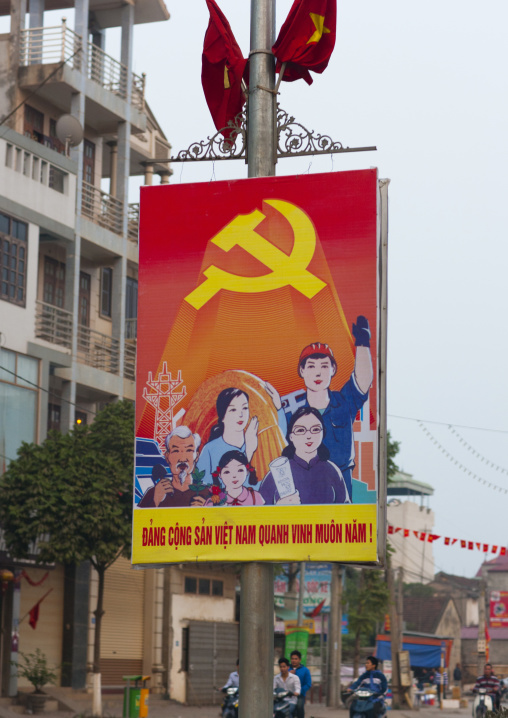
top-left (202, 0), bottom-right (248, 139)
top-left (272, 0), bottom-right (336, 85)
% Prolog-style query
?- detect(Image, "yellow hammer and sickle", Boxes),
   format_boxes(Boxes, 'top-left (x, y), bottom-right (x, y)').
top-left (184, 199), bottom-right (327, 310)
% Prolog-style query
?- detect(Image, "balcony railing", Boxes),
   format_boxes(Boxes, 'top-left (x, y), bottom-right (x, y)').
top-left (19, 22), bottom-right (145, 110)
top-left (125, 318), bottom-right (137, 340)
top-left (82, 181), bottom-right (123, 235)
top-left (124, 341), bottom-right (136, 381)
top-left (77, 325), bottom-right (120, 374)
top-left (128, 203), bottom-right (139, 242)
top-left (20, 22), bottom-right (82, 70)
top-left (35, 301), bottom-right (136, 379)
top-left (35, 301), bottom-right (73, 348)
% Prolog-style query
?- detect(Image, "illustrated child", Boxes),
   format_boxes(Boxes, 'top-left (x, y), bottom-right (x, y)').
top-left (197, 385), bottom-right (286, 485)
top-left (205, 450), bottom-right (265, 506)
top-left (287, 318), bottom-right (373, 500)
top-left (260, 407), bottom-right (350, 506)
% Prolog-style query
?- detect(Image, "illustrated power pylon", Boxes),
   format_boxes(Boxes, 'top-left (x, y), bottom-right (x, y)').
top-left (143, 362), bottom-right (187, 455)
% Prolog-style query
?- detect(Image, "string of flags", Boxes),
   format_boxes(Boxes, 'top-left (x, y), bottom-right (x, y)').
top-left (388, 525), bottom-right (507, 555)
top-left (446, 425), bottom-right (508, 475)
top-left (418, 421), bottom-right (508, 494)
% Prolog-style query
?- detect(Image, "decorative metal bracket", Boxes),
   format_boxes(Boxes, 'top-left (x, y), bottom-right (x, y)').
top-left (162, 104), bottom-right (375, 164)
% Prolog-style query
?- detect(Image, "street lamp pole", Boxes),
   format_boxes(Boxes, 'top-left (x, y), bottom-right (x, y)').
top-left (239, 3), bottom-right (276, 718)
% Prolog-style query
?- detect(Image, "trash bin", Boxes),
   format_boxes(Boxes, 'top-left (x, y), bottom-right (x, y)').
top-left (123, 675), bottom-right (150, 718)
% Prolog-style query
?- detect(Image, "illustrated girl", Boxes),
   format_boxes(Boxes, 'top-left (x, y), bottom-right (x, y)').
top-left (205, 450), bottom-right (265, 507)
top-left (197, 384), bottom-right (286, 485)
top-left (259, 406), bottom-right (351, 506)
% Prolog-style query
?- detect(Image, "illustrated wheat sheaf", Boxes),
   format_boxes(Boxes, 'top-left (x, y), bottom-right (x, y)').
top-left (185, 370), bottom-right (287, 483)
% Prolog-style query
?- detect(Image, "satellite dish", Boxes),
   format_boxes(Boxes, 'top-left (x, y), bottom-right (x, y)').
top-left (56, 115), bottom-right (83, 154)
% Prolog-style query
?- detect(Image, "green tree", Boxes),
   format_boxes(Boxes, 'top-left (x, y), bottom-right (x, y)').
top-left (0, 400), bottom-right (134, 716)
top-left (345, 567), bottom-right (390, 676)
top-left (387, 431), bottom-right (400, 481)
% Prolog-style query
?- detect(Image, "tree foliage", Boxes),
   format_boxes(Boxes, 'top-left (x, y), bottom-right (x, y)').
top-left (0, 400), bottom-right (134, 572)
top-left (344, 567), bottom-right (390, 675)
top-left (387, 430), bottom-right (400, 482)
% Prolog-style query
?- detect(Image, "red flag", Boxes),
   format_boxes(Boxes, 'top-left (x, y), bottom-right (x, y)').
top-left (202, 0), bottom-right (247, 138)
top-left (272, 0), bottom-right (337, 85)
top-left (501, 547), bottom-right (507, 556)
top-left (29, 602), bottom-right (40, 630)
top-left (308, 598), bottom-right (326, 617)
top-left (387, 526), bottom-right (394, 535)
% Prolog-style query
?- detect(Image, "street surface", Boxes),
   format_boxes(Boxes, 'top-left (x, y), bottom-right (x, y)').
top-left (0, 690), bottom-right (475, 718)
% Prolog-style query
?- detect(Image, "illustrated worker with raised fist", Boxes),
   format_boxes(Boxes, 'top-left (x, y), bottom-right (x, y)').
top-left (287, 316), bottom-right (373, 501)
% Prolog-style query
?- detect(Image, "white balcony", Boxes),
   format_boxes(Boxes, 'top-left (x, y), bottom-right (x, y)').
top-left (35, 301), bottom-right (135, 379)
top-left (19, 22), bottom-right (145, 111)
top-left (81, 181), bottom-right (123, 236)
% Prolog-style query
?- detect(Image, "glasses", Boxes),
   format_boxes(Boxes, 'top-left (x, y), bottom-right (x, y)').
top-left (292, 425), bottom-right (323, 436)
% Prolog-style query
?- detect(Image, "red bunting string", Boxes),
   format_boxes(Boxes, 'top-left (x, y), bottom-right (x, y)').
top-left (388, 525), bottom-right (507, 554)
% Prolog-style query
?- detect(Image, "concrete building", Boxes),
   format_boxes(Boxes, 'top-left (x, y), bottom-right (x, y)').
top-left (0, 1), bottom-right (239, 704)
top-left (387, 471), bottom-right (435, 583)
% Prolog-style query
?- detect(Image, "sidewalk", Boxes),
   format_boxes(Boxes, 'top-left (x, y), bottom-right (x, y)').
top-left (0, 691), bottom-right (474, 718)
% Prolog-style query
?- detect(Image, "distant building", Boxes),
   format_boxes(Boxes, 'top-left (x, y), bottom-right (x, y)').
top-left (387, 471), bottom-right (435, 582)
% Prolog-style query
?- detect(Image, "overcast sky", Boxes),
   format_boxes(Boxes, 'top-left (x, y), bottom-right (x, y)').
top-left (35, 1), bottom-right (508, 578)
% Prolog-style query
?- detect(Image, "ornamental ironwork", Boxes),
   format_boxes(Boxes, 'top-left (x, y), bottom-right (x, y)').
top-left (171, 109), bottom-right (247, 163)
top-left (166, 104), bottom-right (375, 163)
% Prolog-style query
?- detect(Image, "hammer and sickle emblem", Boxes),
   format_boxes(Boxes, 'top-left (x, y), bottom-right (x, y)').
top-left (184, 199), bottom-right (327, 310)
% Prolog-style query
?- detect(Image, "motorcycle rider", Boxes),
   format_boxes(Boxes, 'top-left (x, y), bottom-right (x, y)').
top-left (274, 657), bottom-right (301, 717)
top-left (222, 659), bottom-right (239, 690)
top-left (290, 650), bottom-right (312, 718)
top-left (473, 663), bottom-right (501, 710)
top-left (348, 656), bottom-right (387, 718)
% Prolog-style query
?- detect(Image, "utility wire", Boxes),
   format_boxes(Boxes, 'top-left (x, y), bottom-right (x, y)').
top-left (0, 47), bottom-right (82, 130)
top-left (0, 363), bottom-right (97, 417)
top-left (388, 413), bottom-right (508, 435)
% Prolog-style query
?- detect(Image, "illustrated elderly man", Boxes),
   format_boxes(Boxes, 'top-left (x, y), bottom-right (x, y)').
top-left (138, 426), bottom-right (209, 508)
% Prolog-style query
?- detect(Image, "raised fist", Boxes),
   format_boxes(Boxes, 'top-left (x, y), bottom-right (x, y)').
top-left (352, 315), bottom-right (371, 348)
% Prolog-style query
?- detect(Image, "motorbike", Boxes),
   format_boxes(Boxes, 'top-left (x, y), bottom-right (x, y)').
top-left (273, 688), bottom-right (296, 718)
top-left (347, 686), bottom-right (386, 718)
top-left (221, 686), bottom-right (239, 718)
top-left (472, 688), bottom-right (494, 718)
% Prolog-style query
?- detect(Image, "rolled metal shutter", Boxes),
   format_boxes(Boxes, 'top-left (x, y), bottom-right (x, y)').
top-left (186, 621), bottom-right (238, 705)
top-left (100, 558), bottom-right (145, 685)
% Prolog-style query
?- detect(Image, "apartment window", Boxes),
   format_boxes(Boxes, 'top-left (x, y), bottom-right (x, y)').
top-left (43, 257), bottom-right (65, 308)
top-left (184, 577), bottom-right (197, 594)
top-left (24, 105), bottom-right (44, 143)
top-left (212, 580), bottom-right (224, 597)
top-left (0, 349), bottom-right (39, 471)
top-left (184, 576), bottom-right (223, 596)
top-left (100, 267), bottom-right (113, 317)
top-left (199, 578), bottom-right (210, 595)
top-left (0, 212), bottom-right (28, 307)
top-left (48, 165), bottom-right (66, 194)
top-left (47, 403), bottom-right (61, 432)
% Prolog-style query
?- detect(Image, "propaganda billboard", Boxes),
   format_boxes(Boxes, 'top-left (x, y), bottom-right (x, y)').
top-left (133, 169), bottom-right (386, 564)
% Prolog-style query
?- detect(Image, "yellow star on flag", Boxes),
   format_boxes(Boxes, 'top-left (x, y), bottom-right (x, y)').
top-left (307, 13), bottom-right (330, 44)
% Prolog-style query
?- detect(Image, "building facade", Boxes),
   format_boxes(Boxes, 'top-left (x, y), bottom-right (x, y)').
top-left (0, 0), bottom-right (228, 700)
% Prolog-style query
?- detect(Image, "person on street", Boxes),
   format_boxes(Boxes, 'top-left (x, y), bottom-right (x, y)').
top-left (348, 656), bottom-right (387, 718)
top-left (473, 663), bottom-right (501, 710)
top-left (222, 659), bottom-right (239, 690)
top-left (274, 657), bottom-right (301, 717)
top-left (434, 667), bottom-right (448, 699)
top-left (453, 663), bottom-right (462, 686)
top-left (290, 650), bottom-right (312, 718)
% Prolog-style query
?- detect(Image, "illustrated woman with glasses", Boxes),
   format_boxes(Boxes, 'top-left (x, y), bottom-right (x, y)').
top-left (259, 407), bottom-right (350, 506)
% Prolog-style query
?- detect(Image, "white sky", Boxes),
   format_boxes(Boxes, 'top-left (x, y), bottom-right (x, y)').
top-left (17, 1), bottom-right (508, 578)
